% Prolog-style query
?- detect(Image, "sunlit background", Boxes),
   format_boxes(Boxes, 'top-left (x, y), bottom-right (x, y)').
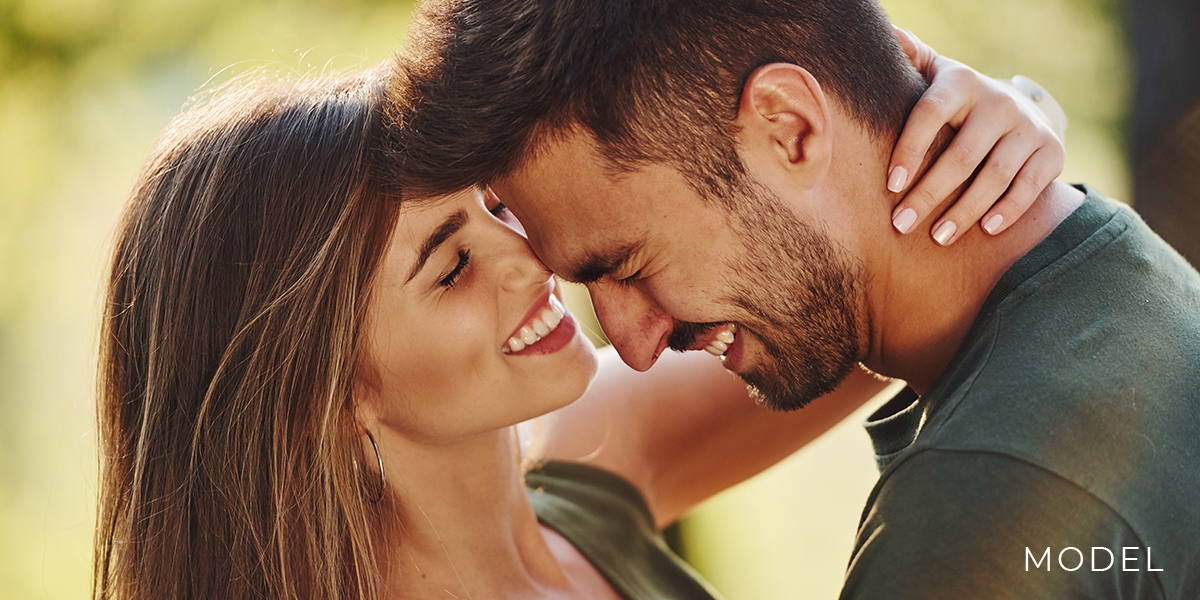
top-left (0, 0), bottom-right (1129, 598)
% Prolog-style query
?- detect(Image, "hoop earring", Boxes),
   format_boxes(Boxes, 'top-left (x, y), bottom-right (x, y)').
top-left (365, 430), bottom-right (386, 504)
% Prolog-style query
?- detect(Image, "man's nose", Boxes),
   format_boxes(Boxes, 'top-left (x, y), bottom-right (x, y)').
top-left (588, 282), bottom-right (674, 372)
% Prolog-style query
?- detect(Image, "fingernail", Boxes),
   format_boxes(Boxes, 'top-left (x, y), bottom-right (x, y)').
top-left (983, 214), bottom-right (1004, 235)
top-left (892, 207), bottom-right (918, 234)
top-left (887, 166), bottom-right (908, 193)
top-left (932, 220), bottom-right (957, 246)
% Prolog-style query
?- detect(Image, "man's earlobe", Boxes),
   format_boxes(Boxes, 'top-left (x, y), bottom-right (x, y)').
top-left (737, 63), bottom-right (832, 187)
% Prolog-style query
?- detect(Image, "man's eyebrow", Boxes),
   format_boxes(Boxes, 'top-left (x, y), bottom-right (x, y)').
top-left (405, 209), bottom-right (468, 283)
top-left (569, 242), bottom-right (642, 284)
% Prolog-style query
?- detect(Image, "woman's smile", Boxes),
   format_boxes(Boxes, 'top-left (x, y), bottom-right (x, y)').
top-left (362, 186), bottom-right (598, 442)
top-left (503, 291), bottom-right (575, 355)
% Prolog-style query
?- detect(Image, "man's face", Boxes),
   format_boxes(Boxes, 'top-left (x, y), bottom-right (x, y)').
top-left (490, 130), bottom-right (865, 410)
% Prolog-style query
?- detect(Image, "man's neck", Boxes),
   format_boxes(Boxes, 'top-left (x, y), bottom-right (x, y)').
top-left (857, 131), bottom-right (1086, 393)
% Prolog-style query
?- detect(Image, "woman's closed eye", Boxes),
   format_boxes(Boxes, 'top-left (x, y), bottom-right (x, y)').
top-left (440, 249), bottom-right (471, 288)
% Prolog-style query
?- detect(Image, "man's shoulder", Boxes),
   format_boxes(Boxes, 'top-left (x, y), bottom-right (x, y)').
top-left (909, 271), bottom-right (1200, 585)
top-left (915, 187), bottom-right (1200, 504)
top-left (854, 188), bottom-right (1200, 598)
top-left (846, 449), bottom-right (1171, 600)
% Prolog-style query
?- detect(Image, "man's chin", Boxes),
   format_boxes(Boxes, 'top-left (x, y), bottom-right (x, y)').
top-left (740, 360), bottom-right (853, 412)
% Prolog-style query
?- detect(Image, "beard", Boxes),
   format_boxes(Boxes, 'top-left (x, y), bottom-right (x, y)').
top-left (668, 176), bottom-right (864, 411)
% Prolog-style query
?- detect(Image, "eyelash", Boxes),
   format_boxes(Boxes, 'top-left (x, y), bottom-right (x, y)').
top-left (615, 269), bottom-right (642, 288)
top-left (440, 249), bottom-right (471, 288)
top-left (437, 203), bottom-right (506, 289)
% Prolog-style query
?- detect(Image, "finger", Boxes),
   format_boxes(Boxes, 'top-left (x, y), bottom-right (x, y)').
top-left (892, 25), bottom-right (937, 76)
top-left (886, 85), bottom-right (965, 206)
top-left (980, 144), bottom-right (1065, 236)
top-left (931, 134), bottom-right (1042, 244)
top-left (892, 25), bottom-right (920, 65)
top-left (892, 113), bottom-right (999, 236)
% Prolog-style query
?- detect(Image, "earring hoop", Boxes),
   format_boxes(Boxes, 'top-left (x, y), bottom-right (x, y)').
top-left (365, 430), bottom-right (386, 504)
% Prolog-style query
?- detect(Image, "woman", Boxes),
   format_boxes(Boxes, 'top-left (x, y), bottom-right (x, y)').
top-left (95, 43), bottom-right (1064, 600)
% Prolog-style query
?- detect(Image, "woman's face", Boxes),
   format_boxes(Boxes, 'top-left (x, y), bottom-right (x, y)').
top-left (362, 187), bottom-right (597, 443)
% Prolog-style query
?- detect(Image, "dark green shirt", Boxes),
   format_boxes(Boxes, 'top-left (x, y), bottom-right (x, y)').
top-left (843, 186), bottom-right (1200, 600)
top-left (526, 461), bottom-right (724, 600)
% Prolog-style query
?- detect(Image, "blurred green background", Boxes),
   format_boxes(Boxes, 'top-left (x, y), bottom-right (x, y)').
top-left (0, 0), bottom-right (1128, 598)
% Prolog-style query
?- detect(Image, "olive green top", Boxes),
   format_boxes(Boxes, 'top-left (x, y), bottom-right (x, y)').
top-left (526, 461), bottom-right (724, 600)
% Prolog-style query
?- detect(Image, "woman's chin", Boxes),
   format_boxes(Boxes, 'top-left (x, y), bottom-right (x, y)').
top-left (531, 340), bottom-right (599, 420)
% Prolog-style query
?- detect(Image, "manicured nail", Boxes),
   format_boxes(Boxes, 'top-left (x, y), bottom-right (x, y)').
top-left (892, 207), bottom-right (918, 234)
top-left (887, 166), bottom-right (908, 193)
top-left (983, 214), bottom-right (1004, 235)
top-left (932, 220), bottom-right (957, 246)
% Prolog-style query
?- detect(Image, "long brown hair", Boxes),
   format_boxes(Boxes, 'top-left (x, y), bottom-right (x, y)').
top-left (95, 66), bottom-right (400, 600)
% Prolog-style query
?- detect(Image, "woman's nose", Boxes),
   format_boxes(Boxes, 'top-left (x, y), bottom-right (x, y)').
top-left (496, 229), bottom-right (551, 292)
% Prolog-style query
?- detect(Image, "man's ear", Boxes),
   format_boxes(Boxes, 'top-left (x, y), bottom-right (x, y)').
top-left (736, 63), bottom-right (832, 190)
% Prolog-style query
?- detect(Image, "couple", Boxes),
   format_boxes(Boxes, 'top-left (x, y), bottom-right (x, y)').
top-left (95, 1), bottom-right (1200, 600)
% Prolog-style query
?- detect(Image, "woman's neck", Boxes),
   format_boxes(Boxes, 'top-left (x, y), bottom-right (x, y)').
top-left (374, 426), bottom-right (571, 599)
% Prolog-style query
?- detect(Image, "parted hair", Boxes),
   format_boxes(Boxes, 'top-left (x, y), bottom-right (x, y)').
top-left (383, 0), bottom-right (924, 200)
top-left (95, 67), bottom-right (399, 600)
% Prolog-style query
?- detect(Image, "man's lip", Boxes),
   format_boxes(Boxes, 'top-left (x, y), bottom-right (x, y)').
top-left (721, 330), bottom-right (745, 372)
top-left (506, 286), bottom-right (555, 342)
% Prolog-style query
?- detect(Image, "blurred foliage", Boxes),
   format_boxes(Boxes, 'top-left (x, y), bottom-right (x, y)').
top-left (0, 0), bottom-right (1127, 599)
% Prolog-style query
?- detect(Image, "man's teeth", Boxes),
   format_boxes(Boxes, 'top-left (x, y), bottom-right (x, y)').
top-left (704, 324), bottom-right (737, 356)
top-left (503, 296), bottom-right (566, 353)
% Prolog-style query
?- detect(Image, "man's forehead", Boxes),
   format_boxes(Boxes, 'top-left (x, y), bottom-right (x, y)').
top-left (519, 203), bottom-right (642, 283)
top-left (495, 133), bottom-right (647, 265)
top-left (496, 168), bottom-right (619, 250)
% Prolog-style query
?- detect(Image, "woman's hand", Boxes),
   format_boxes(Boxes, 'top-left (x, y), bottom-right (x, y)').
top-left (888, 26), bottom-right (1066, 245)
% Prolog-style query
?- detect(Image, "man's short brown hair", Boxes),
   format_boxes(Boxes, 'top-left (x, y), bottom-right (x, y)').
top-left (384, 0), bottom-right (924, 200)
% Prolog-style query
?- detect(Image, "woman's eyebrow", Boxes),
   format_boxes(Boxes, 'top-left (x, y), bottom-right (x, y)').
top-left (406, 209), bottom-right (469, 283)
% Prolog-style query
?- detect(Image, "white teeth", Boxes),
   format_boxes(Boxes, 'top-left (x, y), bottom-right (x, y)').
top-left (542, 306), bottom-right (563, 328)
top-left (704, 324), bottom-right (737, 357)
top-left (519, 326), bottom-right (538, 345)
top-left (502, 296), bottom-right (568, 353)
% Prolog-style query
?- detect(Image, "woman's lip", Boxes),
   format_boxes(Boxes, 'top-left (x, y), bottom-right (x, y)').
top-left (506, 288), bottom-right (554, 342)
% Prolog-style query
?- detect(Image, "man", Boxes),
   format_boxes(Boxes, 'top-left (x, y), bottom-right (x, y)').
top-left (384, 0), bottom-right (1200, 597)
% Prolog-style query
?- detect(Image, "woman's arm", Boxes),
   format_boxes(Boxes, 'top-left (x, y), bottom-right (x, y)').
top-left (538, 347), bottom-right (891, 528)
